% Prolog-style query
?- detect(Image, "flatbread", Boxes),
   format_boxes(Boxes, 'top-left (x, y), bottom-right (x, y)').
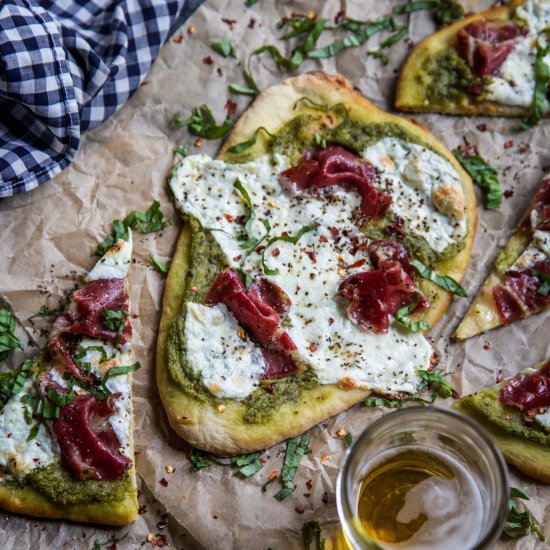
top-left (157, 72), bottom-right (477, 455)
top-left (395, 0), bottom-right (533, 116)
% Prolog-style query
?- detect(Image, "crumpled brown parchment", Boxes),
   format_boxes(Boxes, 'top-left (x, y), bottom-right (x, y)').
top-left (0, 0), bottom-right (549, 548)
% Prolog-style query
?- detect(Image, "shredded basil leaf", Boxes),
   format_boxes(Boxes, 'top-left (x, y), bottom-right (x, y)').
top-left (368, 24), bottom-right (407, 64)
top-left (230, 451), bottom-right (265, 477)
top-left (0, 307), bottom-right (23, 361)
top-left (21, 393), bottom-right (61, 420)
top-left (416, 368), bottom-right (453, 398)
top-left (504, 487), bottom-right (545, 541)
top-left (453, 149), bottom-right (502, 209)
top-left (394, 292), bottom-right (430, 332)
top-left (261, 224), bottom-right (317, 276)
top-left (273, 433), bottom-right (312, 501)
top-left (227, 126), bottom-right (276, 154)
top-left (174, 104), bottom-right (234, 139)
top-left (11, 358), bottom-right (32, 396)
top-left (150, 253), bottom-right (170, 275)
top-left (94, 200), bottom-right (172, 256)
top-left (302, 520), bottom-right (326, 550)
top-left (28, 304), bottom-right (62, 325)
top-left (245, 0), bottom-right (259, 6)
top-left (532, 269), bottom-right (550, 296)
top-left (344, 433), bottom-right (354, 447)
top-left (102, 308), bottom-right (128, 347)
top-left (211, 37), bottom-right (236, 58)
top-left (521, 37), bottom-right (550, 130)
top-left (103, 362), bottom-right (141, 381)
top-left (174, 145), bottom-right (190, 156)
top-left (229, 83), bottom-right (259, 95)
top-left (313, 133), bottom-right (326, 148)
top-left (411, 259), bottom-right (467, 297)
top-left (27, 421), bottom-right (41, 442)
top-left (46, 387), bottom-right (75, 407)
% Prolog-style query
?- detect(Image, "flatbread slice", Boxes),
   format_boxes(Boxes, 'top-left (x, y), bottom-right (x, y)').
top-left (157, 71), bottom-right (477, 455)
top-left (454, 359), bottom-right (550, 482)
top-left (395, 0), bottom-right (548, 116)
top-left (0, 234), bottom-right (138, 525)
top-left (455, 174), bottom-right (550, 340)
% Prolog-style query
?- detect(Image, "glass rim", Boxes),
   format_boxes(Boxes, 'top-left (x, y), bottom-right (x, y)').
top-left (336, 405), bottom-right (510, 550)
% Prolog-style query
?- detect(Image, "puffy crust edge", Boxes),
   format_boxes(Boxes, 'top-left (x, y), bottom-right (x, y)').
top-left (394, 1), bottom-right (534, 116)
top-left (158, 71), bottom-right (477, 455)
top-left (0, 464), bottom-right (138, 526)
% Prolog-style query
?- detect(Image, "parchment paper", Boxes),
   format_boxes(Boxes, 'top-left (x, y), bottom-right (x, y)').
top-left (0, 0), bottom-right (549, 548)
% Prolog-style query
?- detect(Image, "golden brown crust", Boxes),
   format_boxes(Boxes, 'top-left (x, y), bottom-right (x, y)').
top-left (158, 72), bottom-right (477, 456)
top-left (454, 175), bottom-right (546, 341)
top-left (395, 1), bottom-right (532, 116)
top-left (0, 464), bottom-right (138, 525)
top-left (454, 359), bottom-right (550, 483)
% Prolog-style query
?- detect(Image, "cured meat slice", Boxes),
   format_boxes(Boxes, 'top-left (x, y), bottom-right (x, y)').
top-left (499, 360), bottom-right (550, 411)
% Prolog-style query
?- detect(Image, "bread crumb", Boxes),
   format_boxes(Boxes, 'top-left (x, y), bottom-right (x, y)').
top-left (217, 404), bottom-right (226, 413)
top-left (336, 428), bottom-right (347, 437)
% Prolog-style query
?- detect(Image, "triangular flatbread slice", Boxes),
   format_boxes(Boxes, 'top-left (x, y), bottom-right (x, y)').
top-left (396, 0), bottom-right (548, 117)
top-left (455, 175), bottom-right (550, 340)
top-left (0, 233), bottom-right (138, 525)
top-left (454, 358), bottom-right (550, 482)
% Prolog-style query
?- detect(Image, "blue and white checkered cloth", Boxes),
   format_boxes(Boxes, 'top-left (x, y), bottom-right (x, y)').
top-left (0, 0), bottom-right (197, 198)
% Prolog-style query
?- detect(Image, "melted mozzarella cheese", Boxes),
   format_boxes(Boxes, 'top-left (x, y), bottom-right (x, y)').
top-left (362, 138), bottom-right (467, 253)
top-left (185, 302), bottom-right (266, 399)
top-left (87, 230), bottom-right (132, 281)
top-left (170, 154), bottom-right (436, 399)
top-left (509, 244), bottom-right (547, 271)
top-left (0, 380), bottom-right (58, 478)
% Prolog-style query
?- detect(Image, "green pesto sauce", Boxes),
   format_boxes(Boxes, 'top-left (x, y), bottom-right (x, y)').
top-left (27, 461), bottom-right (131, 506)
top-left (167, 110), bottom-right (467, 422)
top-left (463, 385), bottom-right (550, 447)
top-left (0, 353), bottom-right (131, 505)
top-left (420, 48), bottom-right (474, 105)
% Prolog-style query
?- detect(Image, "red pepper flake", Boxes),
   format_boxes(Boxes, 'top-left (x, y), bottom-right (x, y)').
top-left (224, 213), bottom-right (234, 222)
top-left (504, 140), bottom-right (514, 149)
top-left (224, 100), bottom-right (237, 118)
top-left (496, 370), bottom-right (503, 384)
top-left (248, 18), bottom-right (256, 29)
top-left (295, 506), bottom-right (305, 514)
top-left (233, 255), bottom-right (242, 261)
top-left (319, 235), bottom-right (328, 243)
top-left (322, 492), bottom-right (329, 504)
top-left (304, 249), bottom-right (317, 263)
top-left (328, 317), bottom-right (334, 326)
top-left (476, 123), bottom-right (487, 132)
top-left (138, 505), bottom-right (148, 515)
top-left (308, 343), bottom-right (318, 352)
top-left (159, 478), bottom-right (168, 487)
top-left (296, 285), bottom-right (301, 293)
top-left (334, 10), bottom-right (346, 23)
top-left (517, 142), bottom-right (530, 154)
top-left (172, 35), bottom-right (184, 43)
top-left (222, 17), bottom-right (238, 29)
top-left (153, 535), bottom-right (168, 548)
top-left (348, 258), bottom-right (366, 269)
top-left (215, 216), bottom-right (222, 221)
top-left (330, 227), bottom-right (340, 241)
top-left (263, 386), bottom-right (273, 394)
top-left (256, 245), bottom-right (266, 254)
top-left (457, 142), bottom-right (476, 158)
top-left (272, 247), bottom-right (280, 257)
top-left (483, 342), bottom-right (491, 351)
top-left (202, 56), bottom-right (214, 65)
top-left (259, 455), bottom-right (267, 463)
top-left (306, 479), bottom-right (313, 490)
top-left (304, 493), bottom-right (311, 498)
top-left (503, 189), bottom-right (514, 198)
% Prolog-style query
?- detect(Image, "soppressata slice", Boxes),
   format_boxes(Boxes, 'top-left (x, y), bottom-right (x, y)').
top-left (395, 0), bottom-right (550, 118)
top-left (157, 72), bottom-right (477, 455)
top-left (454, 358), bottom-right (550, 482)
top-left (0, 234), bottom-right (138, 525)
top-left (455, 175), bottom-right (550, 340)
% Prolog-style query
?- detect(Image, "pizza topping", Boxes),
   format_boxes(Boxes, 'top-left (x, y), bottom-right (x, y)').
top-left (368, 240), bottom-right (412, 275)
top-left (493, 259), bottom-right (550, 323)
top-left (51, 390), bottom-right (131, 480)
top-left (456, 20), bottom-right (524, 77)
top-left (280, 145), bottom-right (392, 219)
top-left (532, 178), bottom-right (550, 232)
top-left (52, 279), bottom-right (131, 345)
top-left (261, 349), bottom-right (299, 379)
top-left (339, 260), bottom-right (427, 334)
top-left (206, 269), bottom-right (296, 351)
top-left (499, 360), bottom-right (550, 412)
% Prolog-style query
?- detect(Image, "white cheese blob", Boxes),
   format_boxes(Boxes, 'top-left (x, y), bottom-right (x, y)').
top-left (516, 0), bottom-right (550, 33)
top-left (87, 230), bottom-right (132, 281)
top-left (0, 380), bottom-right (58, 478)
top-left (184, 302), bottom-right (266, 399)
top-left (535, 408), bottom-right (550, 431)
top-left (170, 153), bottom-right (436, 399)
top-left (362, 138), bottom-right (467, 254)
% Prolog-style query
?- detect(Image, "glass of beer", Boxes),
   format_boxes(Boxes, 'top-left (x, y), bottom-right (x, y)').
top-left (336, 406), bottom-right (509, 550)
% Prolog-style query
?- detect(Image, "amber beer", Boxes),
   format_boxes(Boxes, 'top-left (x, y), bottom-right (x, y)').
top-left (336, 408), bottom-right (509, 550)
